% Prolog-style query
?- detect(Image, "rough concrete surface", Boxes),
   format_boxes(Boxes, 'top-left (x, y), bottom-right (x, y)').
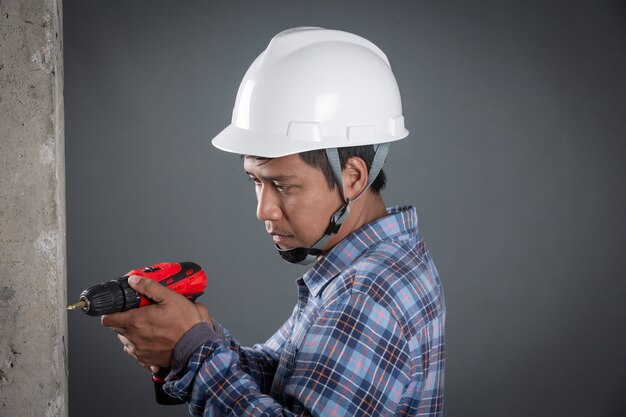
top-left (0, 0), bottom-right (67, 416)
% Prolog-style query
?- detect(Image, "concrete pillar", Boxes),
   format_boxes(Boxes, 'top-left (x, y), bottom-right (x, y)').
top-left (0, 0), bottom-right (67, 416)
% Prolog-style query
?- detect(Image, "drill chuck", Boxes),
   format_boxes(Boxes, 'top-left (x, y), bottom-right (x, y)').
top-left (69, 277), bottom-right (141, 316)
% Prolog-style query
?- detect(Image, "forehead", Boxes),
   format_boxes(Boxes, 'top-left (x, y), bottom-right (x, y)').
top-left (243, 154), bottom-right (311, 177)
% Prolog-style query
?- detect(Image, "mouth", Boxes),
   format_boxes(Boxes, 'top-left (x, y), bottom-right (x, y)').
top-left (270, 233), bottom-right (293, 246)
top-left (267, 228), bottom-right (294, 246)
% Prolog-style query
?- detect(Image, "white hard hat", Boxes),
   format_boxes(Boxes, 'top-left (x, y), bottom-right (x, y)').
top-left (211, 27), bottom-right (409, 158)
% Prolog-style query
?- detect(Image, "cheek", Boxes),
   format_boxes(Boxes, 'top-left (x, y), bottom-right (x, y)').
top-left (286, 189), bottom-right (339, 242)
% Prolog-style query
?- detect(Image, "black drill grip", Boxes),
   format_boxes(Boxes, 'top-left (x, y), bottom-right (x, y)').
top-left (152, 367), bottom-right (184, 405)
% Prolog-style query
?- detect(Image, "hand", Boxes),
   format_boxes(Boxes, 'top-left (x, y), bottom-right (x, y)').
top-left (101, 275), bottom-right (206, 368)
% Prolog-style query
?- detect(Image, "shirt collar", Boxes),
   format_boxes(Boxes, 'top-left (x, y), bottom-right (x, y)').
top-left (300, 205), bottom-right (418, 297)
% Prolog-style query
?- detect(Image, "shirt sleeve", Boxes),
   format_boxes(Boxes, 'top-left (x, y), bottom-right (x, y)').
top-left (167, 307), bottom-right (296, 398)
top-left (164, 293), bottom-right (411, 416)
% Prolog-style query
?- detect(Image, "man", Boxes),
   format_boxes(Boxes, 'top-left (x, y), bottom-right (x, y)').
top-left (102, 27), bottom-right (445, 416)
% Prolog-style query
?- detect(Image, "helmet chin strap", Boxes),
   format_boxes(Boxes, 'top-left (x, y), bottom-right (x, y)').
top-left (276, 144), bottom-right (389, 265)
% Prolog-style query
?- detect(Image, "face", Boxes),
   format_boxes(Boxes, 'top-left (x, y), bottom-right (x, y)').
top-left (244, 154), bottom-right (343, 251)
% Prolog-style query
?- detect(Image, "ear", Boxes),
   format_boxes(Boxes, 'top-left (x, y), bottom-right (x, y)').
top-left (341, 157), bottom-right (368, 200)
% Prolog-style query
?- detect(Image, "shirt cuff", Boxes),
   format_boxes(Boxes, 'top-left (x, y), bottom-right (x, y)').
top-left (170, 321), bottom-right (225, 375)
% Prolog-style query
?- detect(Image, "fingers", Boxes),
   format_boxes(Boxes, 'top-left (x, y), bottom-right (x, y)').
top-left (100, 276), bottom-right (177, 328)
top-left (101, 310), bottom-right (131, 329)
top-left (118, 334), bottom-right (138, 361)
top-left (120, 334), bottom-right (159, 373)
top-left (127, 275), bottom-right (170, 303)
top-left (140, 363), bottom-right (160, 374)
top-left (118, 334), bottom-right (130, 345)
top-left (195, 303), bottom-right (212, 324)
top-left (118, 334), bottom-right (162, 373)
top-left (100, 277), bottom-right (203, 368)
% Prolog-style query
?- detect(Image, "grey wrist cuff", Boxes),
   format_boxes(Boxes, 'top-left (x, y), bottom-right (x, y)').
top-left (171, 321), bottom-right (225, 375)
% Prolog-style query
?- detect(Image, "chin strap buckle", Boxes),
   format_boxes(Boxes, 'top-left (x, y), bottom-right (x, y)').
top-left (324, 200), bottom-right (351, 236)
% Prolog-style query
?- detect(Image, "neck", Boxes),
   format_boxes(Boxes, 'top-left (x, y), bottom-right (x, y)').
top-left (350, 191), bottom-right (388, 229)
top-left (323, 191), bottom-right (387, 252)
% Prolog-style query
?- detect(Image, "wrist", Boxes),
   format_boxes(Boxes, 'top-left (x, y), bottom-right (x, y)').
top-left (170, 321), bottom-right (224, 375)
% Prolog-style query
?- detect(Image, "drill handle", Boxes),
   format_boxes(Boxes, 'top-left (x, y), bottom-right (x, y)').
top-left (152, 367), bottom-right (184, 405)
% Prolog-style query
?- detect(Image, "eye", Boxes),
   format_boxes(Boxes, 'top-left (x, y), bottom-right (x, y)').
top-left (273, 182), bottom-right (291, 193)
top-left (247, 176), bottom-right (262, 187)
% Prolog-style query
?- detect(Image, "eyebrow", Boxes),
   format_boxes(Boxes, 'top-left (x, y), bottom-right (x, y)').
top-left (244, 171), bottom-right (299, 182)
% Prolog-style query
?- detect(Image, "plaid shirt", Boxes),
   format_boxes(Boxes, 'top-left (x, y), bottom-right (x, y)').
top-left (165, 206), bottom-right (445, 416)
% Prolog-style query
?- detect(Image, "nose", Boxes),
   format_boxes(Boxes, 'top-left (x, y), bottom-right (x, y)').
top-left (256, 184), bottom-right (282, 222)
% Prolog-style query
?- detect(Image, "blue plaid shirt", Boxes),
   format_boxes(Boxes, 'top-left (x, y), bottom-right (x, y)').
top-left (165, 206), bottom-right (445, 416)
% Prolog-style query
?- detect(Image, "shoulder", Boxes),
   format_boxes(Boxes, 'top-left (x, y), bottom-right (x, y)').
top-left (339, 237), bottom-right (445, 339)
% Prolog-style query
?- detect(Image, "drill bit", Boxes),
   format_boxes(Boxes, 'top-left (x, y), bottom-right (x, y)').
top-left (66, 299), bottom-right (88, 311)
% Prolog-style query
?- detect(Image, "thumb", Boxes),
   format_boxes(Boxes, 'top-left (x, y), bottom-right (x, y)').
top-left (128, 275), bottom-right (170, 304)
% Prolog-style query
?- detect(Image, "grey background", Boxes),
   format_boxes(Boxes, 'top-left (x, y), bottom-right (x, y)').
top-left (64, 1), bottom-right (626, 416)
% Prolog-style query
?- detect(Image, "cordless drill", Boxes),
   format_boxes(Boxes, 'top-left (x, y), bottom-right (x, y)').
top-left (67, 261), bottom-right (207, 405)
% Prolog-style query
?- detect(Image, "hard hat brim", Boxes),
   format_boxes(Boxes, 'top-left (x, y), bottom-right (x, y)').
top-left (211, 124), bottom-right (409, 159)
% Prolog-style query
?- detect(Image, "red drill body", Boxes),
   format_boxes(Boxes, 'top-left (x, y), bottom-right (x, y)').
top-left (68, 261), bottom-right (206, 316)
